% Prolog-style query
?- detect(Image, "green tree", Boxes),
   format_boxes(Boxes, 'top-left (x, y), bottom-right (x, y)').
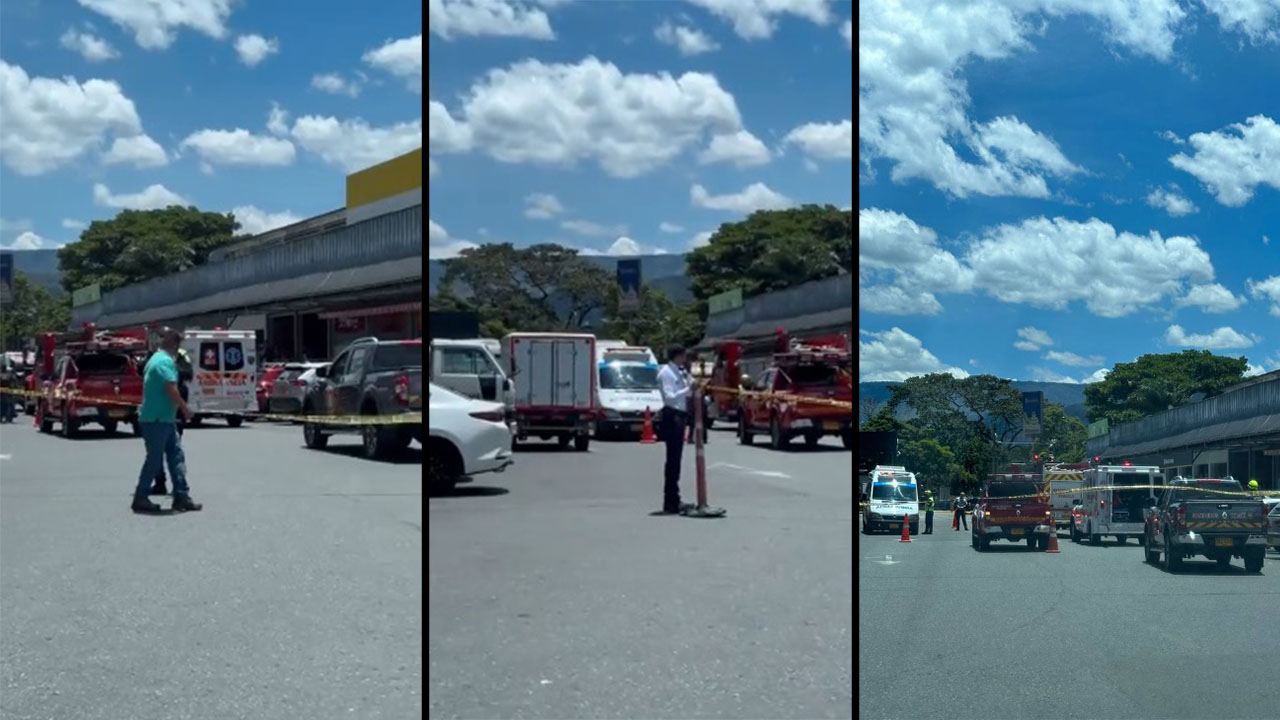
top-left (684, 205), bottom-right (852, 305)
top-left (1084, 350), bottom-right (1249, 424)
top-left (898, 435), bottom-right (956, 494)
top-left (57, 207), bottom-right (244, 293)
top-left (598, 283), bottom-right (703, 350)
top-left (1031, 402), bottom-right (1088, 463)
top-left (0, 271), bottom-right (71, 351)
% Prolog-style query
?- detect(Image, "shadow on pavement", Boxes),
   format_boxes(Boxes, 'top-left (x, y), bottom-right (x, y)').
top-left (430, 485), bottom-right (509, 498)
top-left (321, 445), bottom-right (422, 465)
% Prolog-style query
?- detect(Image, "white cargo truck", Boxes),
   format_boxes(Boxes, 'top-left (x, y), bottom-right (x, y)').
top-left (502, 332), bottom-right (597, 451)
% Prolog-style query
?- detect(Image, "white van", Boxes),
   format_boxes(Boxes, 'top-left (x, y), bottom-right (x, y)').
top-left (594, 342), bottom-right (662, 438)
top-left (429, 339), bottom-right (511, 407)
top-left (183, 329), bottom-right (257, 427)
top-left (861, 465), bottom-right (921, 535)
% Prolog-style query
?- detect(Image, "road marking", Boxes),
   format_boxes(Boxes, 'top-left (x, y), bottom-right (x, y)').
top-left (864, 555), bottom-right (900, 565)
top-left (0, 454), bottom-right (10, 461)
top-left (709, 462), bottom-right (792, 479)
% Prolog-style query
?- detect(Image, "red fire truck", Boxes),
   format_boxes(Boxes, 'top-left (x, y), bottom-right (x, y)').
top-left (36, 324), bottom-right (149, 437)
top-left (704, 329), bottom-right (849, 430)
top-left (735, 334), bottom-right (853, 450)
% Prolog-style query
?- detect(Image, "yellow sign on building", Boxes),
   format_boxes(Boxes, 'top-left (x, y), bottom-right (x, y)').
top-left (345, 148), bottom-right (422, 224)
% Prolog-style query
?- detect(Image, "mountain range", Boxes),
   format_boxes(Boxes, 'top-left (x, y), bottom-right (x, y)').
top-left (859, 381), bottom-right (1090, 423)
top-left (6, 249), bottom-right (64, 296)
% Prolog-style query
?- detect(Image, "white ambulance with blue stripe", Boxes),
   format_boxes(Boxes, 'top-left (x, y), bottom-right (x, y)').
top-left (594, 341), bottom-right (663, 438)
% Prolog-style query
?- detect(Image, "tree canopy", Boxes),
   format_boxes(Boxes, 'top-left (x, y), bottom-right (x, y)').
top-left (1084, 350), bottom-right (1250, 424)
top-left (1, 271), bottom-right (71, 351)
top-left (57, 206), bottom-right (244, 294)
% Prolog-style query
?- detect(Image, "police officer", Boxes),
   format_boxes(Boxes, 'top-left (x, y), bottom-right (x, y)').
top-left (922, 490), bottom-right (935, 534)
top-left (953, 492), bottom-right (969, 531)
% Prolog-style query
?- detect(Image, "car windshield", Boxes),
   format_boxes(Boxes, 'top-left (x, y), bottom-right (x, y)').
top-left (871, 482), bottom-right (918, 502)
top-left (599, 363), bottom-right (658, 390)
top-left (1171, 481), bottom-right (1244, 501)
top-left (371, 343), bottom-right (422, 370)
top-left (277, 370), bottom-right (302, 383)
top-left (986, 481), bottom-right (1040, 499)
top-left (77, 352), bottom-right (131, 375)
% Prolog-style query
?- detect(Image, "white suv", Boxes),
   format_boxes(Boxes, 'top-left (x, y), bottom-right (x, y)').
top-left (428, 383), bottom-right (514, 493)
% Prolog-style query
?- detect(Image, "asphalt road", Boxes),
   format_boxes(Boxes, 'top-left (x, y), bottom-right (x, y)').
top-left (429, 428), bottom-right (854, 720)
top-left (0, 417), bottom-right (422, 720)
top-left (859, 519), bottom-right (1280, 720)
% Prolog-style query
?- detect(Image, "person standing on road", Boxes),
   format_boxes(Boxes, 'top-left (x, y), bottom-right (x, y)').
top-left (132, 328), bottom-right (201, 514)
top-left (150, 346), bottom-right (193, 496)
top-left (953, 492), bottom-right (969, 531)
top-left (657, 344), bottom-right (696, 514)
top-left (922, 490), bottom-right (935, 534)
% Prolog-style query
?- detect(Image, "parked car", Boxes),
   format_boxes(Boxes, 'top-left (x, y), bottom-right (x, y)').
top-left (428, 382), bottom-right (514, 493)
top-left (301, 337), bottom-right (422, 458)
top-left (268, 362), bottom-right (328, 414)
top-left (257, 363), bottom-right (287, 413)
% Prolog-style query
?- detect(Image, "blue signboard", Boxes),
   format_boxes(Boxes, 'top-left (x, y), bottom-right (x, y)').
top-left (616, 259), bottom-right (641, 311)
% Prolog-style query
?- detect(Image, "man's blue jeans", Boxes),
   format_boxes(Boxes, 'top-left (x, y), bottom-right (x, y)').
top-left (136, 422), bottom-right (189, 500)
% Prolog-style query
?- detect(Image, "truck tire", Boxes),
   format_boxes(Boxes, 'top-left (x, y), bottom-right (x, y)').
top-left (1026, 536), bottom-right (1036, 549)
top-left (363, 422), bottom-right (401, 459)
top-left (1215, 554), bottom-right (1232, 568)
top-left (303, 419), bottom-right (329, 450)
top-left (557, 435), bottom-right (572, 449)
top-left (1088, 523), bottom-right (1101, 545)
top-left (769, 416), bottom-right (789, 450)
top-left (61, 408), bottom-right (78, 438)
top-left (1071, 523), bottom-right (1081, 543)
top-left (804, 433), bottom-right (820, 448)
top-left (574, 434), bottom-right (589, 451)
top-left (226, 415), bottom-right (243, 428)
top-left (1163, 533), bottom-right (1182, 572)
top-left (102, 420), bottom-right (118, 435)
top-left (842, 429), bottom-right (853, 449)
top-left (1245, 550), bottom-right (1264, 573)
top-left (39, 405), bottom-right (53, 434)
top-left (1038, 535), bottom-right (1050, 551)
top-left (738, 415), bottom-right (753, 445)
top-left (1116, 535), bottom-right (1126, 544)
top-left (1144, 533), bottom-right (1160, 564)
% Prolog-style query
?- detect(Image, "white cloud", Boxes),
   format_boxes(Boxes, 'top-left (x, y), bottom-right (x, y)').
top-left (364, 33), bottom-right (422, 92)
top-left (859, 1), bottom-right (1179, 199)
top-left (1145, 184), bottom-right (1199, 216)
top-left (230, 205), bottom-right (302, 235)
top-left (1083, 368), bottom-right (1111, 384)
top-left (5, 231), bottom-right (53, 250)
top-left (1169, 115), bottom-right (1280, 207)
top-left (841, 19), bottom-right (851, 48)
top-left (698, 130), bottom-right (771, 167)
top-left (1015, 326), bottom-right (1054, 350)
top-left (77, 0), bottom-right (233, 49)
top-left (784, 120), bottom-right (853, 161)
top-left (439, 57), bottom-right (759, 178)
top-left (1158, 129), bottom-right (1185, 145)
top-left (1165, 324), bottom-right (1260, 349)
top-left (654, 21), bottom-right (720, 55)
top-left (429, 157), bottom-right (440, 177)
top-left (1202, 0), bottom-right (1280, 44)
top-left (659, 222), bottom-right (684, 233)
top-left (1045, 350), bottom-right (1104, 367)
top-left (859, 285), bottom-right (945, 316)
top-left (428, 0), bottom-right (555, 40)
top-left (561, 219), bottom-right (627, 237)
top-left (605, 237), bottom-right (643, 256)
top-left (1013, 341), bottom-right (1040, 351)
top-left (290, 115), bottom-right (422, 173)
top-left (62, 218), bottom-right (86, 230)
top-left (234, 34), bottom-right (278, 67)
top-left (685, 0), bottom-right (832, 39)
top-left (858, 208), bottom-right (972, 316)
top-left (428, 100), bottom-right (472, 155)
top-left (524, 193), bottom-right (564, 219)
top-left (0, 61), bottom-right (144, 175)
top-left (1247, 276), bottom-right (1280, 316)
top-left (1174, 283), bottom-right (1246, 313)
top-left (691, 182), bottom-right (792, 212)
top-left (311, 73), bottom-right (361, 98)
top-left (266, 103), bottom-right (289, 136)
top-left (60, 28), bottom-right (120, 61)
top-left (428, 219), bottom-right (478, 259)
top-left (858, 327), bottom-right (969, 382)
top-left (92, 182), bottom-right (189, 210)
top-left (1028, 367), bottom-right (1083, 383)
top-left (180, 128), bottom-right (295, 166)
top-left (103, 134), bottom-right (168, 168)
top-left (689, 230), bottom-right (714, 249)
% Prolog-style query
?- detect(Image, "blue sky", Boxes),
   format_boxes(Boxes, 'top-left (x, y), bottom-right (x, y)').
top-left (426, 0), bottom-right (854, 259)
top-left (857, 1), bottom-right (1280, 385)
top-left (0, 0), bottom-right (422, 250)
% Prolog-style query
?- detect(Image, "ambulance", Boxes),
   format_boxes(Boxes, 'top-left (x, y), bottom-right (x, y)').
top-left (182, 329), bottom-right (257, 427)
top-left (593, 341), bottom-right (662, 438)
top-left (1073, 462), bottom-right (1162, 545)
top-left (860, 465), bottom-right (920, 535)
top-left (1044, 463), bottom-right (1088, 534)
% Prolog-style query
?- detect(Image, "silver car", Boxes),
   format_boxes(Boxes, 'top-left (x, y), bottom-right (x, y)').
top-left (269, 362), bottom-right (329, 414)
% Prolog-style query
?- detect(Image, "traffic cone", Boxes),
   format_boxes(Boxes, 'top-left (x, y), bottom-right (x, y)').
top-left (640, 407), bottom-right (656, 444)
top-left (899, 514), bottom-right (911, 543)
top-left (1046, 517), bottom-right (1060, 553)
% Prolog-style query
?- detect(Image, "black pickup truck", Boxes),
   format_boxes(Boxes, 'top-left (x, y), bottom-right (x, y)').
top-left (302, 337), bottom-right (423, 459)
top-left (1142, 477), bottom-right (1267, 573)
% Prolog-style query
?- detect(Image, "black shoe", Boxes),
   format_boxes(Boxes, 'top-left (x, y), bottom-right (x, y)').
top-left (131, 497), bottom-right (162, 513)
top-left (172, 495), bottom-right (203, 512)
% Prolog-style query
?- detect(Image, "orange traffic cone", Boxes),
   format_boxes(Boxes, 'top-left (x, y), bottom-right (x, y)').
top-left (640, 407), bottom-right (656, 444)
top-left (1046, 518), bottom-right (1060, 553)
top-left (899, 514), bottom-right (911, 543)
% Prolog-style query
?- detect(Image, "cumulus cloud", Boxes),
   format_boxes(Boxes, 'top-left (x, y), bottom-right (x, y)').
top-left (1014, 326), bottom-right (1054, 351)
top-left (234, 34), bottom-right (278, 66)
top-left (698, 130), bottom-right (771, 167)
top-left (1174, 283), bottom-right (1246, 313)
top-left (429, 157), bottom-right (440, 177)
top-left (1202, 0), bottom-right (1280, 44)
top-left (1165, 324), bottom-right (1260, 349)
top-left (1145, 184), bottom-right (1199, 216)
top-left (859, 327), bottom-right (969, 382)
top-left (266, 103), bottom-right (290, 135)
top-left (4, 231), bottom-right (54, 250)
top-left (659, 222), bottom-right (684, 233)
top-left (689, 230), bottom-right (714, 249)
top-left (1170, 115), bottom-right (1280, 206)
top-left (841, 19), bottom-right (851, 48)
top-left (524, 193), bottom-right (564, 219)
top-left (691, 182), bottom-right (792, 212)
top-left (364, 34), bottom-right (421, 92)
top-left (654, 21), bottom-right (719, 55)
top-left (859, 285), bottom-right (945, 316)
top-left (60, 28), bottom-right (120, 61)
top-left (311, 73), bottom-right (361, 97)
top-left (686, 0), bottom-right (832, 39)
top-left (784, 120), bottom-right (853, 162)
top-left (93, 182), bottom-right (189, 210)
top-left (858, 208), bottom-right (972, 316)
top-left (1045, 350), bottom-right (1104, 367)
top-left (859, 1), bottom-right (1180, 199)
top-left (291, 115), bottom-right (422, 173)
top-left (1247, 275), bottom-right (1280, 316)
top-left (0, 61), bottom-right (144, 175)
top-left (428, 0), bottom-right (555, 40)
top-left (102, 134), bottom-right (168, 168)
top-left (230, 205), bottom-right (302, 235)
top-left (428, 219), bottom-right (478, 259)
top-left (180, 128), bottom-right (296, 166)
top-left (78, 0), bottom-right (233, 49)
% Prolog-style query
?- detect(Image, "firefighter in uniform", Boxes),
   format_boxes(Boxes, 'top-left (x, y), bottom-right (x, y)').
top-left (922, 490), bottom-right (935, 534)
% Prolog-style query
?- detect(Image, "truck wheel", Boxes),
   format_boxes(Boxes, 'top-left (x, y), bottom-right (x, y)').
top-left (226, 415), bottom-right (243, 428)
top-left (1089, 525), bottom-right (1101, 545)
top-left (303, 421), bottom-right (329, 449)
top-left (1026, 535), bottom-right (1035, 549)
top-left (769, 416), bottom-right (789, 450)
top-left (738, 415), bottom-right (753, 445)
top-left (1071, 524), bottom-right (1081, 543)
top-left (39, 405), bottom-right (53, 434)
top-left (971, 532), bottom-right (978, 549)
top-left (1245, 551), bottom-right (1264, 573)
top-left (61, 408), bottom-right (78, 438)
top-left (574, 434), bottom-right (589, 451)
top-left (804, 433), bottom-right (820, 448)
top-left (1163, 534), bottom-right (1182, 572)
top-left (1215, 554), bottom-right (1232, 568)
top-left (102, 420), bottom-right (118, 435)
top-left (363, 423), bottom-right (401, 459)
top-left (1144, 533), bottom-right (1160, 564)
top-left (1039, 535), bottom-right (1050, 551)
top-left (1116, 535), bottom-right (1126, 544)
top-left (557, 435), bottom-right (572, 449)
top-left (842, 430), bottom-right (853, 449)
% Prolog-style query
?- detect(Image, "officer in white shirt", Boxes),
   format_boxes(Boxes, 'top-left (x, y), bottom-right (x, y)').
top-left (657, 344), bottom-right (696, 513)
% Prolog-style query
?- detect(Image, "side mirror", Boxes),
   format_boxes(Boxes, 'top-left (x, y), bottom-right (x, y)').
top-left (315, 366), bottom-right (328, 379)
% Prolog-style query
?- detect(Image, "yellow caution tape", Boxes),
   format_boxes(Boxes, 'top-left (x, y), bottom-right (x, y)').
top-left (858, 484), bottom-right (1271, 509)
top-left (701, 383), bottom-right (854, 411)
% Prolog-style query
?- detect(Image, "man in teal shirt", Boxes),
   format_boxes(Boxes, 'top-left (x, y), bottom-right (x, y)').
top-left (132, 328), bottom-right (201, 513)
